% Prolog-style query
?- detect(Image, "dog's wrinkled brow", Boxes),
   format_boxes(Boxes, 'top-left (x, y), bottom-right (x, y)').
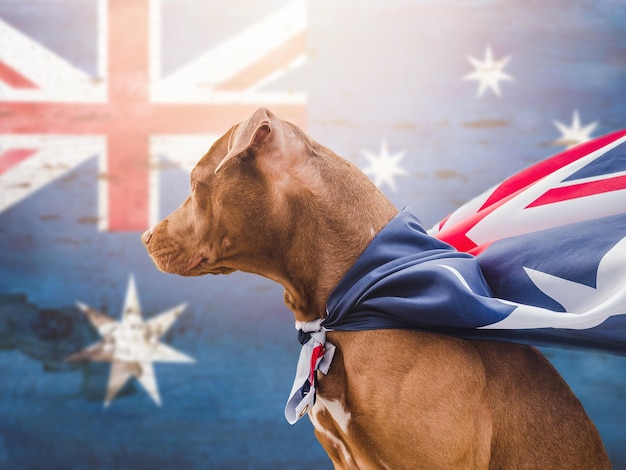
top-left (190, 166), bottom-right (207, 183)
top-left (190, 166), bottom-right (212, 190)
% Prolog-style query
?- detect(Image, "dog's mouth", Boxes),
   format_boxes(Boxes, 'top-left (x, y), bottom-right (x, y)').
top-left (182, 256), bottom-right (235, 276)
top-left (147, 244), bottom-right (236, 277)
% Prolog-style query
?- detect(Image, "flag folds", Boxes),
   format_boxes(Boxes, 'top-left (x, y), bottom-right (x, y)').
top-left (325, 130), bottom-right (626, 355)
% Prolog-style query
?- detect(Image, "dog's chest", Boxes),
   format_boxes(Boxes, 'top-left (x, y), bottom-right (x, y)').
top-left (309, 395), bottom-right (355, 466)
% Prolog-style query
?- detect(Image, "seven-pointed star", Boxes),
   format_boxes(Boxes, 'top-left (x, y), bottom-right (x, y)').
top-left (552, 110), bottom-right (599, 148)
top-left (68, 275), bottom-right (194, 406)
top-left (362, 140), bottom-right (408, 191)
top-left (464, 46), bottom-right (513, 97)
top-left (483, 236), bottom-right (626, 330)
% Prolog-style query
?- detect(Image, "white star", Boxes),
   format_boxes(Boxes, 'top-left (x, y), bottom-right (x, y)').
top-left (464, 46), bottom-right (513, 97)
top-left (552, 110), bottom-right (599, 148)
top-left (68, 275), bottom-right (194, 407)
top-left (482, 236), bottom-right (626, 330)
top-left (362, 140), bottom-right (408, 191)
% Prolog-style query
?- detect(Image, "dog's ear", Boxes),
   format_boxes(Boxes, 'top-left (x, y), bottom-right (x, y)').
top-left (215, 108), bottom-right (273, 173)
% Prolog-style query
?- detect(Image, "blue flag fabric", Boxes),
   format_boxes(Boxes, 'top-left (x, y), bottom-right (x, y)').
top-left (325, 208), bottom-right (626, 356)
top-left (478, 213), bottom-right (626, 353)
top-left (326, 209), bottom-right (515, 330)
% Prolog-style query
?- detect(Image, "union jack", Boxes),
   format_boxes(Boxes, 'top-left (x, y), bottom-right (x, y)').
top-left (430, 129), bottom-right (626, 254)
top-left (0, 0), bottom-right (306, 231)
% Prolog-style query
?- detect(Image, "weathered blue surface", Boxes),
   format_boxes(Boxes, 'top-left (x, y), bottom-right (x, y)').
top-left (0, 0), bottom-right (625, 468)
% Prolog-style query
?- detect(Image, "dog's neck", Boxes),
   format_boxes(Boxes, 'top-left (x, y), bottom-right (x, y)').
top-left (268, 144), bottom-right (398, 323)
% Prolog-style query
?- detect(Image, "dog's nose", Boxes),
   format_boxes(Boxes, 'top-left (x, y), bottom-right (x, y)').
top-left (142, 228), bottom-right (153, 245)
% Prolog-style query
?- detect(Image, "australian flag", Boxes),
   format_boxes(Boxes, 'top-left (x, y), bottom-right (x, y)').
top-left (0, 0), bottom-right (625, 468)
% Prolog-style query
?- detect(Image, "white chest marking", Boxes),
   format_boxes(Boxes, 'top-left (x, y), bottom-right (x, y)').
top-left (309, 397), bottom-right (353, 465)
top-left (318, 396), bottom-right (351, 434)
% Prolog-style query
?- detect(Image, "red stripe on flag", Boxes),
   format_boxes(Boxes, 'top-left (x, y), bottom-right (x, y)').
top-left (527, 173), bottom-right (626, 208)
top-left (437, 212), bottom-right (452, 232)
top-left (435, 129), bottom-right (626, 252)
top-left (478, 129), bottom-right (626, 212)
top-left (0, 60), bottom-right (38, 89)
top-left (0, 148), bottom-right (37, 175)
top-left (0, 0), bottom-right (306, 231)
top-left (106, 0), bottom-right (150, 231)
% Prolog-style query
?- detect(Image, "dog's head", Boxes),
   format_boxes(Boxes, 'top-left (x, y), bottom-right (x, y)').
top-left (143, 107), bottom-right (322, 278)
top-left (143, 107), bottom-right (397, 319)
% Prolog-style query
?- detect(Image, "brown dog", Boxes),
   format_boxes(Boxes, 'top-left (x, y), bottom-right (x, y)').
top-left (143, 107), bottom-right (610, 469)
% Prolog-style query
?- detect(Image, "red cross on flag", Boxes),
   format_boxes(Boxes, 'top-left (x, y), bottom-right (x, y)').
top-left (0, 0), bottom-right (306, 231)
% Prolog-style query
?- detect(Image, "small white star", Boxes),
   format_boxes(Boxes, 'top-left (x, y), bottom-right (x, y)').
top-left (362, 140), bottom-right (408, 191)
top-left (552, 110), bottom-right (599, 148)
top-left (68, 275), bottom-right (194, 407)
top-left (464, 46), bottom-right (513, 97)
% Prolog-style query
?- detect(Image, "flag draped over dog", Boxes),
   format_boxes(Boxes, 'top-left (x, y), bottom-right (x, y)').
top-left (292, 134), bottom-right (626, 423)
top-left (1, 0), bottom-right (626, 468)
top-left (433, 128), bottom-right (626, 352)
top-left (290, 157), bottom-right (626, 421)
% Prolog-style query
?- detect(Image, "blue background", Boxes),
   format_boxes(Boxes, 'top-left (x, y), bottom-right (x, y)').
top-left (0, 0), bottom-right (625, 468)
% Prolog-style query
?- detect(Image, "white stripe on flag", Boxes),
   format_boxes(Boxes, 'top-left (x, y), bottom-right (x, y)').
top-left (0, 15), bottom-right (105, 102)
top-left (0, 135), bottom-right (104, 214)
top-left (151, 0), bottom-right (307, 103)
